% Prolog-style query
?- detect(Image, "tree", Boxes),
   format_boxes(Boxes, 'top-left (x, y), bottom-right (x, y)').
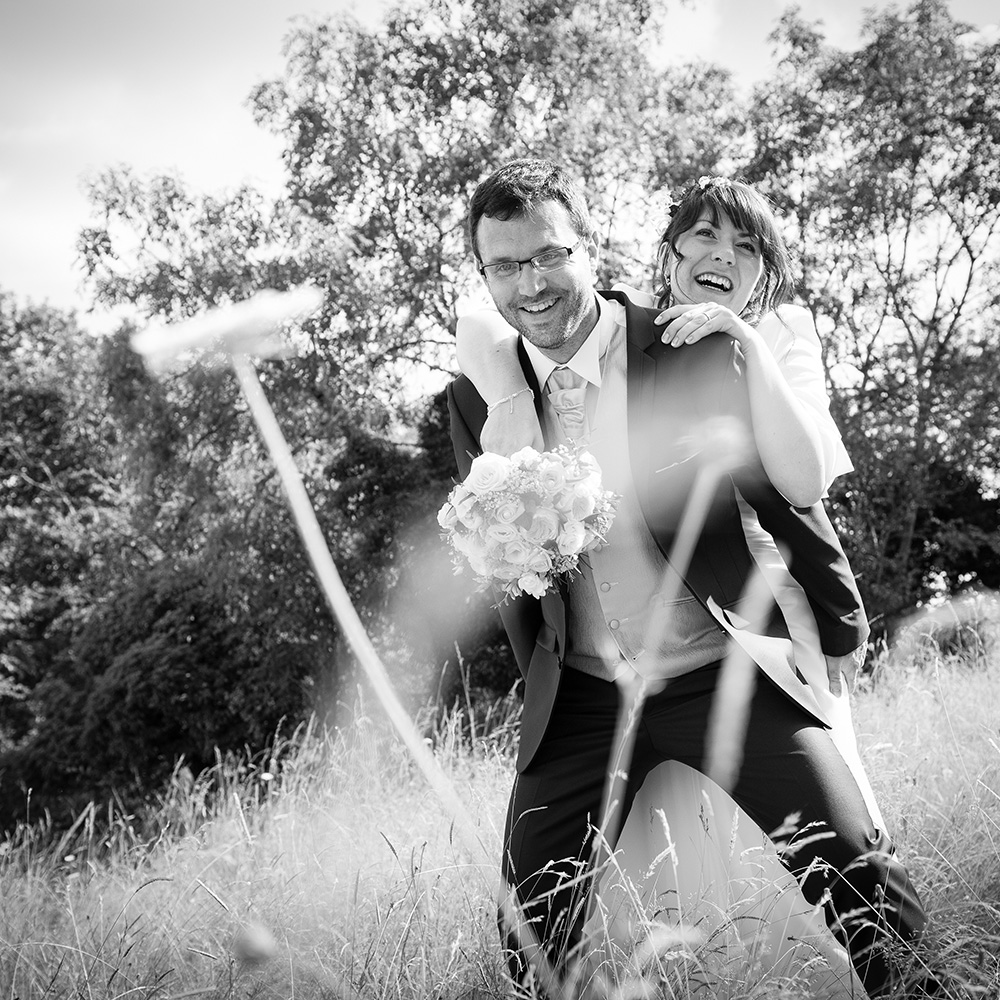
top-left (12, 0), bottom-right (998, 822)
top-left (79, 1), bottom-right (742, 388)
top-left (71, 0), bottom-right (748, 698)
top-left (912, 461), bottom-right (1000, 594)
top-left (0, 561), bottom-right (321, 826)
top-left (0, 287), bottom-right (459, 827)
top-left (0, 295), bottom-right (127, 745)
top-left (2, 0), bottom-right (736, 825)
top-left (746, 0), bottom-right (1000, 620)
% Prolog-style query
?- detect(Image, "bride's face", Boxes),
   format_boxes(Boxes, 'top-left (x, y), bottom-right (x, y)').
top-left (669, 211), bottom-right (765, 316)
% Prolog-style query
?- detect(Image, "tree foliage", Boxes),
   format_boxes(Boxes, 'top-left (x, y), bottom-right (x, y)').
top-left (2, 559), bottom-right (322, 824)
top-left (746, 0), bottom-right (1000, 620)
top-left (4, 0), bottom-right (1000, 826)
top-left (0, 297), bottom-right (125, 742)
top-left (79, 1), bottom-right (720, 374)
top-left (13, 0), bottom-right (744, 822)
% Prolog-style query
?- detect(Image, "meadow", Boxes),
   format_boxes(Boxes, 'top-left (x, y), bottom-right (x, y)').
top-left (1, 601), bottom-right (998, 1000)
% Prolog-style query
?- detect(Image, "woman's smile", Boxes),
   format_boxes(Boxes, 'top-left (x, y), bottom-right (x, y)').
top-left (670, 211), bottom-right (764, 314)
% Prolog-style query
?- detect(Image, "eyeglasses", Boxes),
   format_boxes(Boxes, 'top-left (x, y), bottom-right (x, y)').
top-left (478, 238), bottom-right (588, 281)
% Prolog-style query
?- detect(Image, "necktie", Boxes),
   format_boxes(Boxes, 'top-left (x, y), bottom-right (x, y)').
top-left (546, 366), bottom-right (589, 444)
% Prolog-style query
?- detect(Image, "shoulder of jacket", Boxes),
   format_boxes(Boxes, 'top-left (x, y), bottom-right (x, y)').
top-left (448, 373), bottom-right (485, 406)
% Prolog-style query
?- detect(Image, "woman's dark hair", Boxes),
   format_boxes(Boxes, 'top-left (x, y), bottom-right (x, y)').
top-left (467, 158), bottom-right (594, 260)
top-left (654, 177), bottom-right (795, 324)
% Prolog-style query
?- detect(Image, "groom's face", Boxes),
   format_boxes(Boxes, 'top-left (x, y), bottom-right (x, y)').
top-left (475, 199), bottom-right (599, 364)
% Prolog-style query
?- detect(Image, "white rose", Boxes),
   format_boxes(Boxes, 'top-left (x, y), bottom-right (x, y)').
top-left (554, 489), bottom-right (576, 513)
top-left (451, 530), bottom-right (475, 556)
top-left (569, 486), bottom-right (597, 520)
top-left (525, 508), bottom-right (560, 543)
top-left (452, 532), bottom-right (490, 575)
top-left (454, 492), bottom-right (484, 530)
top-left (537, 459), bottom-right (566, 494)
top-left (557, 520), bottom-right (586, 555)
top-left (468, 550), bottom-right (491, 577)
top-left (518, 573), bottom-right (549, 598)
top-left (494, 498), bottom-right (526, 524)
top-left (493, 562), bottom-right (523, 581)
top-left (465, 452), bottom-right (512, 496)
top-left (525, 548), bottom-right (553, 575)
top-left (486, 523), bottom-right (519, 544)
top-left (503, 537), bottom-right (534, 566)
top-left (511, 446), bottom-right (542, 470)
top-left (437, 502), bottom-right (459, 530)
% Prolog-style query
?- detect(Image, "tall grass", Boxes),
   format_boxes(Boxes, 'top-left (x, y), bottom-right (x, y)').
top-left (2, 629), bottom-right (998, 999)
top-left (847, 601), bottom-right (1000, 993)
top-left (0, 698), bottom-right (514, 1000)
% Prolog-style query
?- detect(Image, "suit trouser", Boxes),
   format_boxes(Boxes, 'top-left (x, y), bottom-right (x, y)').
top-left (501, 664), bottom-right (930, 997)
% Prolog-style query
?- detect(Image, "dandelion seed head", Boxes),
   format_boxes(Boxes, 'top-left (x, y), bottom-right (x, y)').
top-left (130, 285), bottom-right (324, 372)
top-left (232, 920), bottom-right (277, 965)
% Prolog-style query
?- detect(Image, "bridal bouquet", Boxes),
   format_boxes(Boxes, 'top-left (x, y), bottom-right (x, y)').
top-left (438, 446), bottom-right (619, 603)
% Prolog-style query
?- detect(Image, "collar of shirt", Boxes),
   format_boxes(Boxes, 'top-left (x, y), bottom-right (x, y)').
top-left (522, 294), bottom-right (621, 389)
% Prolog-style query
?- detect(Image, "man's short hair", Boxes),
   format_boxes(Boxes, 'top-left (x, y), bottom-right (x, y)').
top-left (468, 158), bottom-right (594, 260)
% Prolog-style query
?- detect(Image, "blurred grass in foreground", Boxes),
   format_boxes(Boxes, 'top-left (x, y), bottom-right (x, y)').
top-left (1, 603), bottom-right (999, 999)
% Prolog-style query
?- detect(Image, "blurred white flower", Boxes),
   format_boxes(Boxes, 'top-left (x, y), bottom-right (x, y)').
top-left (232, 920), bottom-right (277, 965)
top-left (130, 285), bottom-right (324, 372)
top-left (698, 415), bottom-right (752, 469)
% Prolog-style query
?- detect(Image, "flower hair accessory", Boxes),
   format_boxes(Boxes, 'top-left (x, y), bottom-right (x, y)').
top-left (666, 176), bottom-right (731, 219)
top-left (438, 446), bottom-right (619, 603)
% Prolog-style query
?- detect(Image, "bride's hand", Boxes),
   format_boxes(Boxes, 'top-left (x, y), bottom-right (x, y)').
top-left (481, 390), bottom-right (544, 456)
top-left (825, 646), bottom-right (864, 696)
top-left (654, 302), bottom-right (753, 349)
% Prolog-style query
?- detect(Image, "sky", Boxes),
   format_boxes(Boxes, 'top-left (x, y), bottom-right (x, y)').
top-left (1, 0), bottom-right (997, 333)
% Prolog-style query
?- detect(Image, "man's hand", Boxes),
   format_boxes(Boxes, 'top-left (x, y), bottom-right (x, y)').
top-left (825, 645), bottom-right (865, 696)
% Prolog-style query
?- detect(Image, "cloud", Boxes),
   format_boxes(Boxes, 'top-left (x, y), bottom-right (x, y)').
top-left (0, 119), bottom-right (101, 148)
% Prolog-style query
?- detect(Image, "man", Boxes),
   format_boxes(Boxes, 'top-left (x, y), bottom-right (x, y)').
top-left (447, 159), bottom-right (931, 997)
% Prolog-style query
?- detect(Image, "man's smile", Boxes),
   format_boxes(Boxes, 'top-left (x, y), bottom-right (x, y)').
top-left (520, 297), bottom-right (559, 314)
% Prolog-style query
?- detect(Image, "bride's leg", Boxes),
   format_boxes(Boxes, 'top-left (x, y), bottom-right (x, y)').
top-left (715, 680), bottom-right (929, 997)
top-left (637, 663), bottom-right (930, 997)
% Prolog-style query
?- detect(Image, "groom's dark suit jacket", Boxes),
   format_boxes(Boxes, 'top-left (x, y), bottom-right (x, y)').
top-left (447, 291), bottom-right (869, 772)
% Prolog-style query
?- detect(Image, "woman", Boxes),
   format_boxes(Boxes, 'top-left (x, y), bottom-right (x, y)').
top-left (456, 177), bottom-right (881, 996)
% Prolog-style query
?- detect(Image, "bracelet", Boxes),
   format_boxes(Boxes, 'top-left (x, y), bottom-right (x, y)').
top-left (487, 387), bottom-right (534, 415)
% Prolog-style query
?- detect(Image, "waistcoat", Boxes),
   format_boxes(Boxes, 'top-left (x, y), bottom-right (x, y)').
top-left (550, 305), bottom-right (729, 681)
